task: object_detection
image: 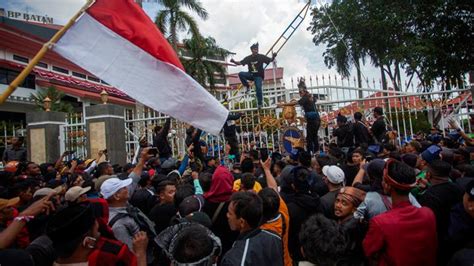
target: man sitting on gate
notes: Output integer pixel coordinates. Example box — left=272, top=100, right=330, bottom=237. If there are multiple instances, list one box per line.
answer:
left=230, top=43, right=276, bottom=109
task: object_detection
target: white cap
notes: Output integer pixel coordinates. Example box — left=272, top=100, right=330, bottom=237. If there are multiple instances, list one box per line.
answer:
left=322, top=165, right=345, bottom=185
left=100, top=178, right=132, bottom=199
left=65, top=186, right=91, bottom=202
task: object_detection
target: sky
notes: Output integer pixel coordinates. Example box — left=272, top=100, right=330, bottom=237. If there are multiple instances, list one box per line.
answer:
left=1, top=0, right=386, bottom=90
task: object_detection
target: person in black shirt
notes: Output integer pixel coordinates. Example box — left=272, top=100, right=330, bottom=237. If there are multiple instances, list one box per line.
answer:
left=278, top=79, right=321, bottom=154
left=153, top=118, right=172, bottom=163
left=223, top=112, right=241, bottom=159
left=371, top=107, right=387, bottom=144
left=230, top=43, right=276, bottom=109
left=353, top=112, right=371, bottom=150
left=333, top=114, right=354, bottom=152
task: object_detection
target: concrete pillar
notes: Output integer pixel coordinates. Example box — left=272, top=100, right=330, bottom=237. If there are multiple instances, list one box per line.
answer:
left=26, top=111, right=66, bottom=164
left=85, top=104, right=126, bottom=165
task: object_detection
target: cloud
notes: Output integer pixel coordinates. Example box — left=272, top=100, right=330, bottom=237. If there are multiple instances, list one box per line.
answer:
left=1, top=0, right=86, bottom=25
left=194, top=0, right=383, bottom=89
left=2, top=0, right=386, bottom=91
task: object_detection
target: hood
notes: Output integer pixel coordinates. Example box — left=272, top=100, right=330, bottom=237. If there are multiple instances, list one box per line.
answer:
left=204, top=165, right=233, bottom=203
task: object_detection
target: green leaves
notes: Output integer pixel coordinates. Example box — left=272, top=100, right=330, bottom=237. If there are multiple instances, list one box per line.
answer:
left=29, top=86, right=74, bottom=113
left=181, top=35, right=231, bottom=91
left=155, top=0, right=208, bottom=50
left=308, top=0, right=473, bottom=91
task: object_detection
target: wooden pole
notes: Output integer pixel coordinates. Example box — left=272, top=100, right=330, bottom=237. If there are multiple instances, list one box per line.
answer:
left=0, top=0, right=95, bottom=104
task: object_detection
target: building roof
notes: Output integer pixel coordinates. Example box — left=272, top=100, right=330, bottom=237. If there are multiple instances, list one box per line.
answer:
left=0, top=16, right=58, bottom=41
left=0, top=60, right=134, bottom=105
left=0, top=16, right=134, bottom=104
left=228, top=67, right=284, bottom=85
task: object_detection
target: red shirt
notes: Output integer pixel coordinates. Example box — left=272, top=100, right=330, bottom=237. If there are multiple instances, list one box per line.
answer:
left=363, top=201, right=437, bottom=266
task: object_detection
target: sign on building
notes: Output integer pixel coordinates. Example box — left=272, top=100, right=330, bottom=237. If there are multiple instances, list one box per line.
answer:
left=0, top=8, right=54, bottom=24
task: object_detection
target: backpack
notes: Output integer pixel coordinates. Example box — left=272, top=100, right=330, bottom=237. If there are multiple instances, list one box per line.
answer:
left=109, top=206, right=157, bottom=239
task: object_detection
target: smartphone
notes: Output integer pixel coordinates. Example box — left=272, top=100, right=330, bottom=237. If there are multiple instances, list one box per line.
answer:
left=148, top=147, right=158, bottom=155
left=260, top=148, right=269, bottom=162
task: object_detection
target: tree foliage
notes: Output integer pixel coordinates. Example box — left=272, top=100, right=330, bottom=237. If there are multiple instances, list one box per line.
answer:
left=308, top=0, right=473, bottom=92
left=181, top=35, right=231, bottom=91
left=30, top=86, right=74, bottom=113
left=155, top=0, right=208, bottom=50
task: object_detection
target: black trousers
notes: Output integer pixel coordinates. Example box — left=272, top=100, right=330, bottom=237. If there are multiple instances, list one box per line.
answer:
left=306, top=118, right=321, bottom=154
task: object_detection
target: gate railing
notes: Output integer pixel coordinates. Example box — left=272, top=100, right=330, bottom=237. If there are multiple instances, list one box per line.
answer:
left=58, top=75, right=472, bottom=162
left=60, top=113, right=87, bottom=160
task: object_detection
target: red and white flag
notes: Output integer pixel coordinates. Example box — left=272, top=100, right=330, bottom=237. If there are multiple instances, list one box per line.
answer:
left=53, top=0, right=228, bottom=135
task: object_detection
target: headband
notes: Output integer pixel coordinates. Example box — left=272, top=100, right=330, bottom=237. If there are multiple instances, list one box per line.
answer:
left=383, top=159, right=416, bottom=191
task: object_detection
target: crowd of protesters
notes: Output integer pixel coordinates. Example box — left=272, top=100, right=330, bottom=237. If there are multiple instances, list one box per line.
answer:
left=0, top=105, right=473, bottom=266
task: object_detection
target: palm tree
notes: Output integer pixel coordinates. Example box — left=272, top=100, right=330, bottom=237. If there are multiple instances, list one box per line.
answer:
left=155, top=0, right=208, bottom=51
left=181, top=35, right=231, bottom=91
left=30, top=86, right=74, bottom=113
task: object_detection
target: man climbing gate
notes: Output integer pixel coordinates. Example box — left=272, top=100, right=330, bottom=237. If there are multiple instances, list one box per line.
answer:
left=230, top=43, right=277, bottom=109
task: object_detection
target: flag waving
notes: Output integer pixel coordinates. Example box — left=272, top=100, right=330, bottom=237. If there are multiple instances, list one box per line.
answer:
left=53, top=0, right=228, bottom=135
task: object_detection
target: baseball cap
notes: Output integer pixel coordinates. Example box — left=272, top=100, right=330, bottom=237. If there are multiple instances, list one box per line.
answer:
left=65, top=186, right=91, bottom=202
left=0, top=197, right=19, bottom=211
left=33, top=188, right=56, bottom=198
left=322, top=165, right=345, bottom=185
left=100, top=178, right=132, bottom=199
left=421, top=145, right=442, bottom=164
left=178, top=195, right=204, bottom=217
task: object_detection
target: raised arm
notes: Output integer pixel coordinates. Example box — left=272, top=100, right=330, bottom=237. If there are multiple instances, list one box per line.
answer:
left=449, top=119, right=474, bottom=145
left=129, top=147, right=152, bottom=194
left=0, top=193, right=55, bottom=249
left=261, top=158, right=278, bottom=192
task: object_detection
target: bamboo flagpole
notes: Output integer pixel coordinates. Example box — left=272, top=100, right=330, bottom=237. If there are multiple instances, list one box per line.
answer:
left=0, top=0, right=95, bottom=104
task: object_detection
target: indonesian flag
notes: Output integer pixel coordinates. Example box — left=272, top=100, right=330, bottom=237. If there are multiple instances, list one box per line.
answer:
left=53, top=0, right=228, bottom=135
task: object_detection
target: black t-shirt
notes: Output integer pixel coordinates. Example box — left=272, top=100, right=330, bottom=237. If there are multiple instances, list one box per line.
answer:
left=342, top=164, right=359, bottom=186
left=298, top=95, right=316, bottom=113
left=148, top=203, right=177, bottom=235
left=320, top=189, right=339, bottom=219
left=353, top=121, right=371, bottom=146
left=333, top=123, right=354, bottom=148
left=371, top=116, right=387, bottom=143
left=418, top=182, right=463, bottom=238
left=241, top=54, right=273, bottom=78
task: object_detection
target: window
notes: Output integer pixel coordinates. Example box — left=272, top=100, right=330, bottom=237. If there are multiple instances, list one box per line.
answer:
left=37, top=62, right=48, bottom=69
left=0, top=68, right=35, bottom=89
left=52, top=66, right=69, bottom=74
left=87, top=76, right=100, bottom=82
left=13, top=55, right=29, bottom=63
left=100, top=80, right=110, bottom=85
left=72, top=72, right=86, bottom=79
